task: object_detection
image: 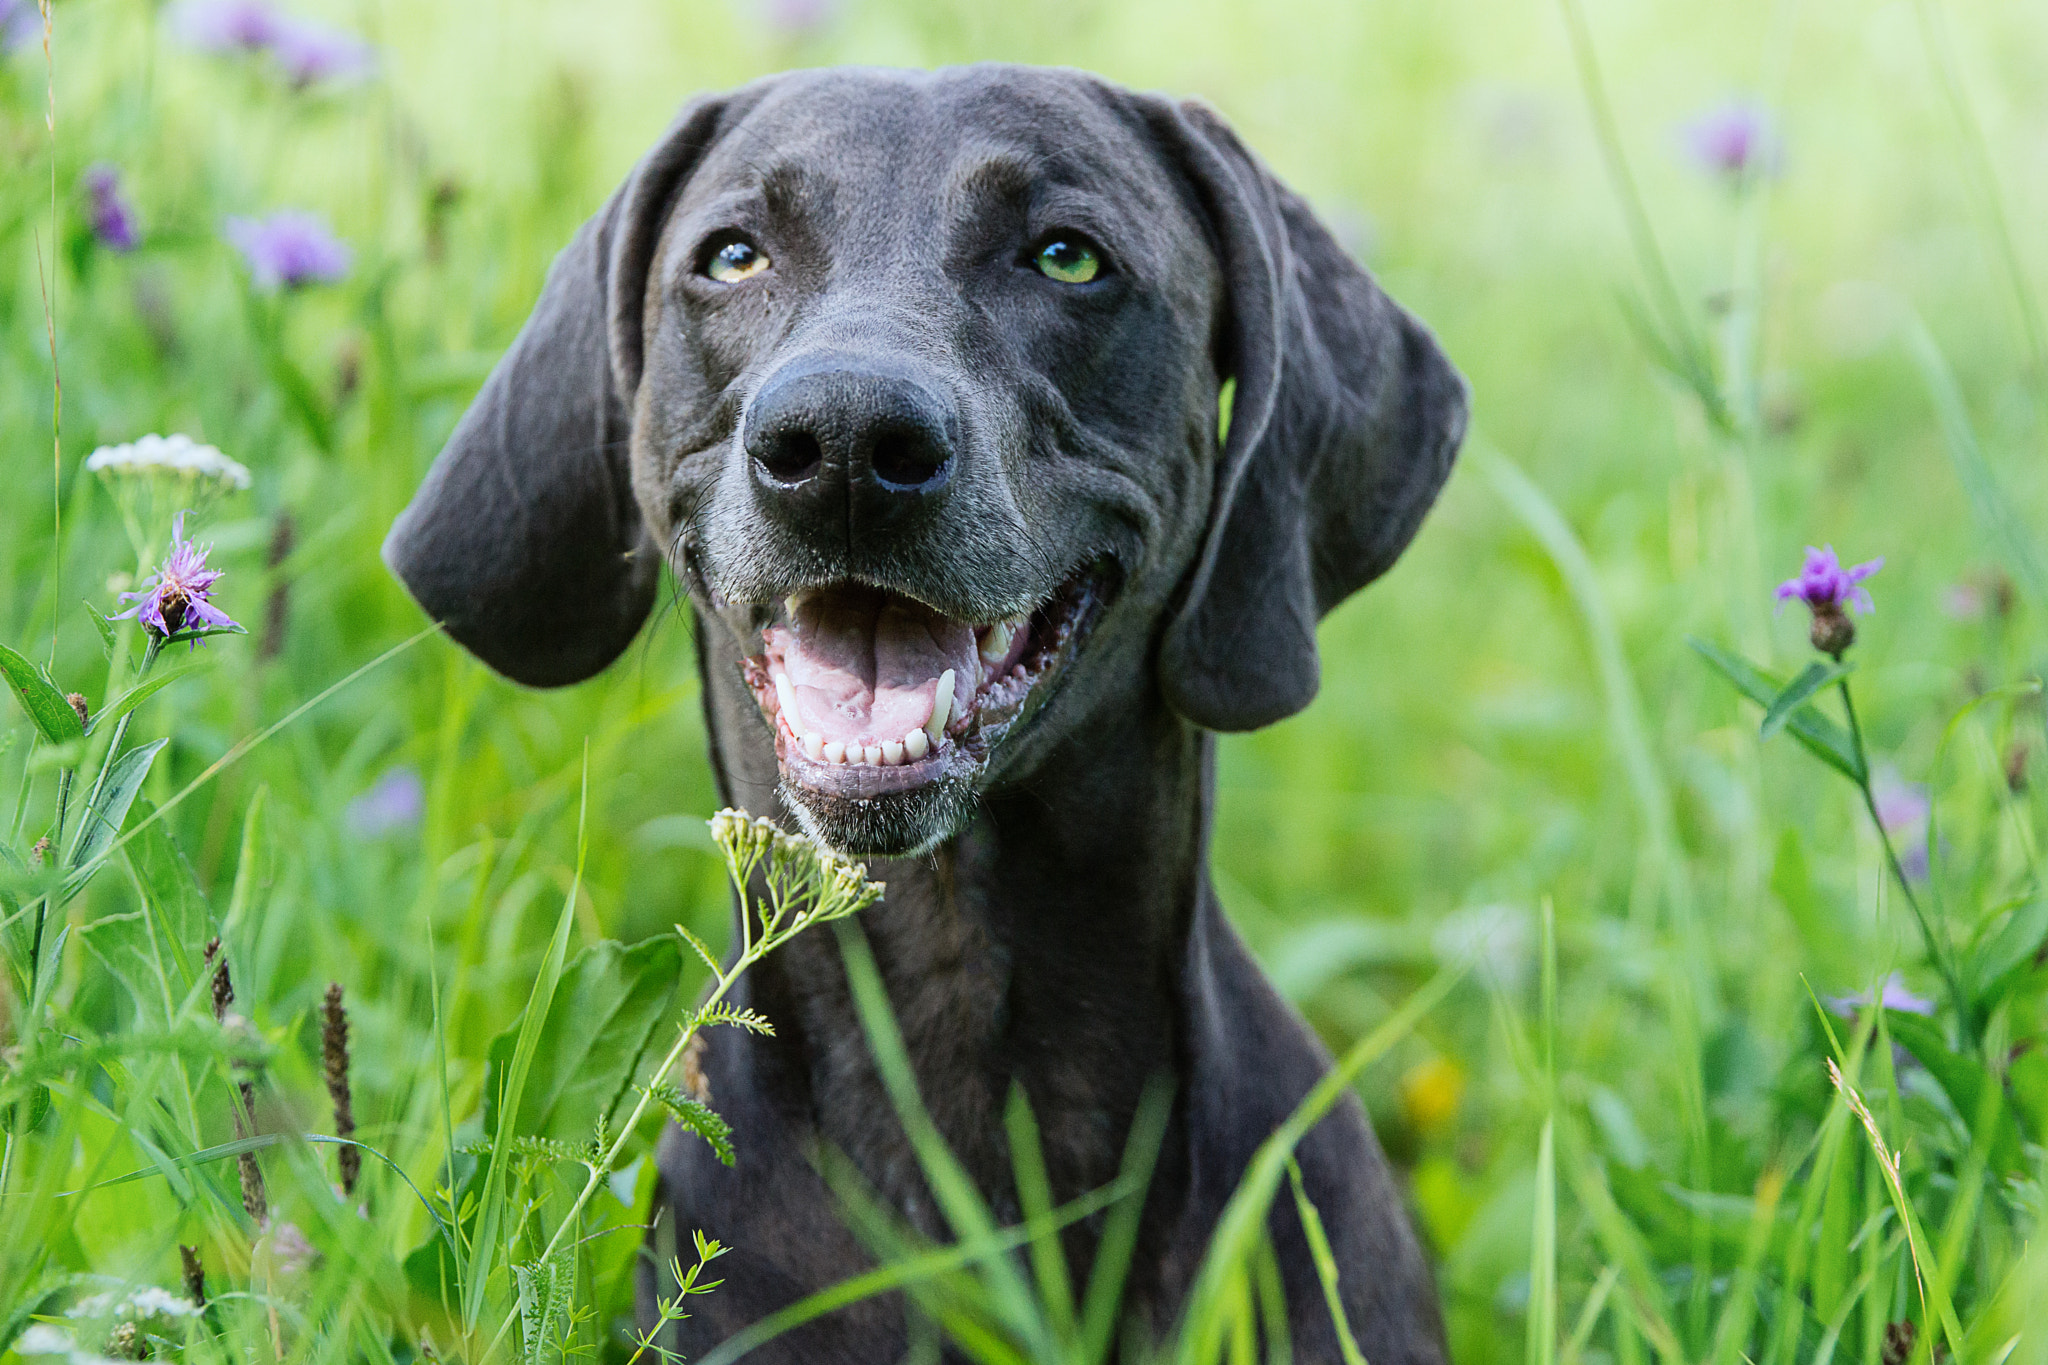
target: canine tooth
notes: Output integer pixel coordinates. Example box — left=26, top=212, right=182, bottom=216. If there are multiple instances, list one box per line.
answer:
left=926, top=669, right=954, bottom=743
left=882, top=739, right=904, bottom=765
left=978, top=620, right=1016, bottom=665
left=904, top=728, right=929, bottom=760
left=862, top=743, right=883, bottom=766
left=822, top=740, right=846, bottom=765
left=784, top=595, right=801, bottom=620
left=802, top=732, right=824, bottom=761
left=773, top=672, right=799, bottom=723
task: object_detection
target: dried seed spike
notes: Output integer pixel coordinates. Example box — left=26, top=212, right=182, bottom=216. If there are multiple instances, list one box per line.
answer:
left=321, top=982, right=359, bottom=1195
left=235, top=1077, right=267, bottom=1224
left=204, top=937, right=233, bottom=1023
left=180, top=1243, right=207, bottom=1309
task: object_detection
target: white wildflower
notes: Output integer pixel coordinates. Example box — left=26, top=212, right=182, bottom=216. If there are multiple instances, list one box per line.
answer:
left=86, top=433, right=251, bottom=491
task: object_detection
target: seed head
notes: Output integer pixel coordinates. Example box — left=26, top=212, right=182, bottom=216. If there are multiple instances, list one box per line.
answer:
left=321, top=983, right=360, bottom=1195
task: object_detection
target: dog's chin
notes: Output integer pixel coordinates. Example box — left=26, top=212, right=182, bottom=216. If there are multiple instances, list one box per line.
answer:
left=779, top=771, right=979, bottom=857
left=718, top=561, right=1115, bottom=857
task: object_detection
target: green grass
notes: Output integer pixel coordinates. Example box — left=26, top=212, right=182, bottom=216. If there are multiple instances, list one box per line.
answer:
left=4, top=0, right=2048, bottom=1360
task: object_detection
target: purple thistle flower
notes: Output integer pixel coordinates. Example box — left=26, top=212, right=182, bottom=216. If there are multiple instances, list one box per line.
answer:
left=225, top=210, right=351, bottom=289
left=1777, top=545, right=1881, bottom=615
left=270, top=17, right=374, bottom=86
left=170, top=0, right=286, bottom=51
left=113, top=511, right=238, bottom=644
left=83, top=164, right=141, bottom=253
left=1678, top=99, right=1783, bottom=182
left=1828, top=972, right=1935, bottom=1019
left=345, top=766, right=424, bottom=838
left=1776, top=544, right=1882, bottom=657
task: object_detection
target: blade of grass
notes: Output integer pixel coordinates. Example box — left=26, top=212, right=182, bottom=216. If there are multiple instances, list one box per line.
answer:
left=1003, top=1084, right=1079, bottom=1346
left=463, top=747, right=590, bottom=1332
left=836, top=921, right=1047, bottom=1351
left=1171, top=957, right=1468, bottom=1362
left=1285, top=1159, right=1366, bottom=1365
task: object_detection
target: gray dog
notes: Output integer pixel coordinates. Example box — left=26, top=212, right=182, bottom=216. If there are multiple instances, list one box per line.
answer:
left=386, top=64, right=1465, bottom=1364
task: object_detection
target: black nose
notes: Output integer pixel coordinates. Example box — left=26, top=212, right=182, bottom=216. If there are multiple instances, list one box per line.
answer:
left=743, top=357, right=956, bottom=542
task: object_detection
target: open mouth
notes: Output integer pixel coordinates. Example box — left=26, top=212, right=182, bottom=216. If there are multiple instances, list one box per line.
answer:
left=739, top=565, right=1112, bottom=799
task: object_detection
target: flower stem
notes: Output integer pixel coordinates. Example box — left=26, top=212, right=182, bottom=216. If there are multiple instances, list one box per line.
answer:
left=1838, top=678, right=1972, bottom=1037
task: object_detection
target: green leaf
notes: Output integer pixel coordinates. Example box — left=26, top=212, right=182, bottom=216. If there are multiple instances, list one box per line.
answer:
left=1967, top=895, right=2048, bottom=1009
left=1760, top=661, right=1850, bottom=741
left=1883, top=1008, right=2024, bottom=1175
left=1687, top=637, right=1864, bottom=781
left=83, top=602, right=116, bottom=660
left=515, top=1246, right=576, bottom=1365
left=88, top=664, right=205, bottom=737
left=159, top=620, right=248, bottom=649
left=0, top=641, right=84, bottom=746
left=64, top=739, right=167, bottom=876
left=644, top=1082, right=735, bottom=1167
left=482, top=934, right=685, bottom=1144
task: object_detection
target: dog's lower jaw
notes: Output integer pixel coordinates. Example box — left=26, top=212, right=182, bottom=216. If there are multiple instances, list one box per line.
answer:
left=776, top=770, right=978, bottom=857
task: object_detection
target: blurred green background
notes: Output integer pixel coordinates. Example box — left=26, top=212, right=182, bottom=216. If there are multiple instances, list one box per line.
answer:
left=4, top=0, right=2048, bottom=1359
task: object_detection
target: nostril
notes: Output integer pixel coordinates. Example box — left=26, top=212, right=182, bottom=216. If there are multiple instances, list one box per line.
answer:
left=870, top=428, right=950, bottom=491
left=756, top=431, right=824, bottom=484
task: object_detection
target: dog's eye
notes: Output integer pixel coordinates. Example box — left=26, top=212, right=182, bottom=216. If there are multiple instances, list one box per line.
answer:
left=702, top=234, right=769, bottom=283
left=1032, top=235, right=1103, bottom=285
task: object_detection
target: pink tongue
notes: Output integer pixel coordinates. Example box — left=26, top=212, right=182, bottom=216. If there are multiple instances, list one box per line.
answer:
left=772, top=588, right=978, bottom=746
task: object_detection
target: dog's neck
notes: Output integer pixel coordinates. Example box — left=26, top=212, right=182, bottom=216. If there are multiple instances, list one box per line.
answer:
left=703, top=650, right=1208, bottom=1222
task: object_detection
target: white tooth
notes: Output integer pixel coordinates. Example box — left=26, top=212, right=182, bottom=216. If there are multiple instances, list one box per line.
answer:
left=978, top=620, right=1015, bottom=665
left=803, top=732, right=824, bottom=761
left=774, top=673, right=799, bottom=725
left=822, top=740, right=846, bottom=765
left=882, top=739, right=904, bottom=765
left=926, top=669, right=954, bottom=743
left=904, top=728, right=929, bottom=760
left=784, top=595, right=801, bottom=620
left=862, top=743, right=883, bottom=766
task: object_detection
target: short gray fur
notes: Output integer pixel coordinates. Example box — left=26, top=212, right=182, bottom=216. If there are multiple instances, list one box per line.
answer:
left=386, top=63, right=1467, bottom=1364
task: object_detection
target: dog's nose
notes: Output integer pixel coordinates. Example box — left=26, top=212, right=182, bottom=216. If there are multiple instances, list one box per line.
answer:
left=743, top=358, right=956, bottom=541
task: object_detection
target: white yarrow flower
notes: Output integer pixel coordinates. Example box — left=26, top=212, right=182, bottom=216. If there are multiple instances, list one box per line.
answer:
left=86, top=433, right=251, bottom=490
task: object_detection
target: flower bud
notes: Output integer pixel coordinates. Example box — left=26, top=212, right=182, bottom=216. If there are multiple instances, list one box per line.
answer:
left=1809, top=603, right=1855, bottom=659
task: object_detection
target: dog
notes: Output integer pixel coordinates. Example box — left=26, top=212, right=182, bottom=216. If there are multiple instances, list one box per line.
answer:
left=385, top=64, right=1466, bottom=1364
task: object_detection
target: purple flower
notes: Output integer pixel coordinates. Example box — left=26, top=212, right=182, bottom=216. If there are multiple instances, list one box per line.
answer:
left=1678, top=99, right=1783, bottom=182
left=1872, top=770, right=1930, bottom=835
left=113, top=511, right=237, bottom=643
left=225, top=211, right=351, bottom=289
left=1828, top=972, right=1935, bottom=1019
left=346, top=766, right=424, bottom=838
left=170, top=0, right=286, bottom=51
left=271, top=17, right=374, bottom=86
left=83, top=164, right=140, bottom=253
left=755, top=0, right=840, bottom=34
left=1776, top=545, right=1882, bottom=616
left=1, top=0, right=41, bottom=53
left=1776, top=544, right=1882, bottom=657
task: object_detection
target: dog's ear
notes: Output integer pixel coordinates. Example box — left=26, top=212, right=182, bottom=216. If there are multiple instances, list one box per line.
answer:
left=1148, top=99, right=1468, bottom=731
left=383, top=95, right=740, bottom=687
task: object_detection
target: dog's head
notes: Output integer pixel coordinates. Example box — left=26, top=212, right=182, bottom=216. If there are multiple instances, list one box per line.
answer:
left=386, top=65, right=1466, bottom=855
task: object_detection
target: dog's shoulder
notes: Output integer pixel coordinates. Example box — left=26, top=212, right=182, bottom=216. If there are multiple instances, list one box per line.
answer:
left=1172, top=891, right=1449, bottom=1365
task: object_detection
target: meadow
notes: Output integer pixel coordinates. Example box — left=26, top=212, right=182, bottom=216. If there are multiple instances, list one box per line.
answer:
left=3, top=0, right=2047, bottom=1361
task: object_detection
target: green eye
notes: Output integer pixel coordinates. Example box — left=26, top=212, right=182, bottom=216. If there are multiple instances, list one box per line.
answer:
left=705, top=236, right=769, bottom=283
left=1033, top=237, right=1101, bottom=284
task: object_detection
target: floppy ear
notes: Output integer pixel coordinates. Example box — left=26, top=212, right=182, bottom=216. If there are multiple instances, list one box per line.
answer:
left=383, top=96, right=740, bottom=687
left=1149, top=99, right=1468, bottom=731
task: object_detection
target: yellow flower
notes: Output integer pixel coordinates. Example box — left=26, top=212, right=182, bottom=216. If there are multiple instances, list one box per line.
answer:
left=1400, top=1056, right=1466, bottom=1137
